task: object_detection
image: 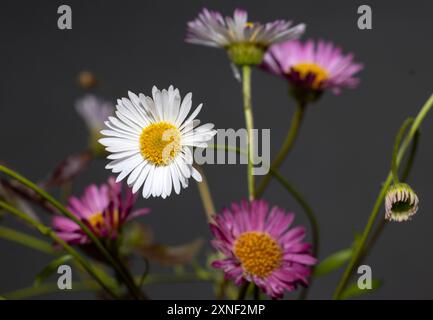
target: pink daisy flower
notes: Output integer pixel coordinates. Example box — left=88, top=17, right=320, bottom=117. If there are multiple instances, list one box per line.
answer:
left=262, top=40, right=363, bottom=95
left=52, top=177, right=150, bottom=245
left=210, top=200, right=316, bottom=299
left=186, top=8, right=305, bottom=49
left=186, top=8, right=305, bottom=65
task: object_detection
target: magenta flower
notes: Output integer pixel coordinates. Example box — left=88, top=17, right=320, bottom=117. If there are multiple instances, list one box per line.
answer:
left=210, top=200, right=316, bottom=299
left=262, top=40, right=363, bottom=96
left=52, top=177, right=150, bottom=245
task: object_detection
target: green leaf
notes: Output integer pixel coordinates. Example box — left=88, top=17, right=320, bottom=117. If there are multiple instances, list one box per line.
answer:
left=34, top=254, right=73, bottom=287
left=340, top=279, right=382, bottom=300
left=314, top=248, right=352, bottom=277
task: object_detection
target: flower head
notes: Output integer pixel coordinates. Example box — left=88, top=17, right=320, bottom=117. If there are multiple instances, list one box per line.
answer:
left=76, top=95, right=114, bottom=155
left=186, top=8, right=305, bottom=65
left=53, top=177, right=149, bottom=245
left=99, top=86, right=216, bottom=199
left=262, top=40, right=363, bottom=102
left=385, top=183, right=419, bottom=222
left=210, top=200, right=316, bottom=299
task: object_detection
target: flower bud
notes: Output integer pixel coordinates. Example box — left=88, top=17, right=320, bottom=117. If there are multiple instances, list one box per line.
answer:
left=385, top=183, right=419, bottom=222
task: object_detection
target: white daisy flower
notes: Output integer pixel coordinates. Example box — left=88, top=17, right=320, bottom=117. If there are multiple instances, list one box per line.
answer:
left=99, top=86, right=216, bottom=199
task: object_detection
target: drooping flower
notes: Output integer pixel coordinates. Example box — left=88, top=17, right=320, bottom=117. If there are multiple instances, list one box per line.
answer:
left=186, top=8, right=305, bottom=65
left=262, top=40, right=363, bottom=102
left=385, top=183, right=419, bottom=222
left=52, top=177, right=149, bottom=245
left=99, top=86, right=216, bottom=199
left=210, top=199, right=316, bottom=299
left=76, top=94, right=114, bottom=154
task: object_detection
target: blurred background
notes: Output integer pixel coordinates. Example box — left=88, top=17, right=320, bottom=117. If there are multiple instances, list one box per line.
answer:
left=0, top=0, right=432, bottom=299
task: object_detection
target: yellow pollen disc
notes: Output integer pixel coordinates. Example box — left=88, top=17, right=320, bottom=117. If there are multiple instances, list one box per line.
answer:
left=139, top=122, right=181, bottom=166
left=245, top=22, right=254, bottom=28
left=88, top=212, right=105, bottom=231
left=291, top=63, right=329, bottom=89
left=233, top=231, right=283, bottom=278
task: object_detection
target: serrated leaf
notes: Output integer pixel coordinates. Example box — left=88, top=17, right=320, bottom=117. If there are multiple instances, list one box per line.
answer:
left=34, top=255, right=73, bottom=287
left=314, top=248, right=352, bottom=277
left=340, top=279, right=382, bottom=300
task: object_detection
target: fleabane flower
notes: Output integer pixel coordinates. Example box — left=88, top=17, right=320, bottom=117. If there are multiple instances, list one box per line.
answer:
left=52, top=177, right=149, bottom=245
left=99, top=86, right=216, bottom=199
left=210, top=200, right=316, bottom=299
left=76, top=95, right=114, bottom=155
left=186, top=8, right=305, bottom=65
left=385, top=183, right=419, bottom=222
left=262, top=40, right=363, bottom=102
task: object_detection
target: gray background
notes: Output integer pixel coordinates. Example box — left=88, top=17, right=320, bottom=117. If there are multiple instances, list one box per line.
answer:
left=0, top=0, right=432, bottom=299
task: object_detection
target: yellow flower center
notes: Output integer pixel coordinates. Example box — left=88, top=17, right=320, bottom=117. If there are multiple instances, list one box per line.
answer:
left=233, top=231, right=283, bottom=278
left=88, top=212, right=105, bottom=231
left=245, top=22, right=254, bottom=28
left=291, top=63, right=329, bottom=89
left=139, top=122, right=181, bottom=166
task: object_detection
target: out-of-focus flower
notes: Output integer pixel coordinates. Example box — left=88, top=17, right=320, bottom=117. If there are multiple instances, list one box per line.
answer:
left=262, top=40, right=363, bottom=103
left=0, top=178, right=40, bottom=221
left=385, top=183, right=419, bottom=222
left=77, top=71, right=99, bottom=90
left=43, top=150, right=93, bottom=188
left=76, top=94, right=114, bottom=155
left=99, top=86, right=216, bottom=199
left=186, top=8, right=305, bottom=65
left=52, top=177, right=150, bottom=245
left=210, top=199, right=316, bottom=299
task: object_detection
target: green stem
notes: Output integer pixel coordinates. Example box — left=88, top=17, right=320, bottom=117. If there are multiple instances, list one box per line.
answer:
left=0, top=200, right=119, bottom=299
left=333, top=93, right=433, bottom=300
left=0, top=165, right=141, bottom=299
left=195, top=166, right=216, bottom=221
left=237, top=282, right=250, bottom=300
left=242, top=65, right=255, bottom=200
left=361, top=129, right=419, bottom=268
left=256, top=102, right=305, bottom=197
left=391, top=118, right=414, bottom=184
left=0, top=225, right=56, bottom=255
left=270, top=169, right=319, bottom=257
left=253, top=284, right=261, bottom=300
left=270, top=169, right=319, bottom=300
left=210, top=143, right=319, bottom=255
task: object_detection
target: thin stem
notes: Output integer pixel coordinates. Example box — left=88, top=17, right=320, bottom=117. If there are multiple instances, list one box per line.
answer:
left=210, top=143, right=319, bottom=255
left=361, top=129, right=419, bottom=267
left=138, top=259, right=150, bottom=288
left=0, top=165, right=141, bottom=299
left=237, top=282, right=250, bottom=300
left=0, top=225, right=56, bottom=255
left=242, top=65, right=255, bottom=200
left=391, top=118, right=414, bottom=184
left=253, top=284, right=261, bottom=300
left=270, top=169, right=319, bottom=257
left=256, top=102, right=305, bottom=198
left=270, top=169, right=319, bottom=300
left=0, top=200, right=119, bottom=299
left=195, top=166, right=216, bottom=221
left=401, top=130, right=419, bottom=182
left=333, top=93, right=433, bottom=300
